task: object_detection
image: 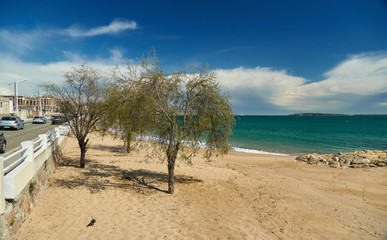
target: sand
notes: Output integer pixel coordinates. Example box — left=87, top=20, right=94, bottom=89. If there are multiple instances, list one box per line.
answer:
left=19, top=133, right=387, bottom=240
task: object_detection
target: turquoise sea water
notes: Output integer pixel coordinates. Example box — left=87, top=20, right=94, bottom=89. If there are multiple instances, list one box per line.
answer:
left=229, top=115, right=387, bottom=156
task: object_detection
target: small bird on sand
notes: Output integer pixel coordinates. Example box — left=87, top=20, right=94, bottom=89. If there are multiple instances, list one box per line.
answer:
left=87, top=218, right=96, bottom=227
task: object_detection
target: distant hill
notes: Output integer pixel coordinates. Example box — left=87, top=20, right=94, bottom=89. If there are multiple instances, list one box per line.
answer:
left=290, top=113, right=349, bottom=116
left=353, top=114, right=387, bottom=116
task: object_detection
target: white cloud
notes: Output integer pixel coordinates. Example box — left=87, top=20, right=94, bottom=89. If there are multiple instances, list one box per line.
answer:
left=321, top=53, right=387, bottom=95
left=63, top=19, right=137, bottom=37
left=62, top=51, right=86, bottom=62
left=216, top=52, right=387, bottom=113
left=0, top=50, right=130, bottom=97
left=0, top=29, right=48, bottom=54
left=216, top=67, right=305, bottom=108
left=0, top=19, right=137, bottom=55
left=1, top=51, right=386, bottom=114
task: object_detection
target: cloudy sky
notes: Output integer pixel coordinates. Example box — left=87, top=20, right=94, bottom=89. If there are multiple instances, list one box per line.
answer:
left=1, top=0, right=386, bottom=114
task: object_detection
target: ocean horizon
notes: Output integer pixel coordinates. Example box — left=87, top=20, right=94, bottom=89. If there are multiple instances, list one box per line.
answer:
left=230, top=115, right=387, bottom=156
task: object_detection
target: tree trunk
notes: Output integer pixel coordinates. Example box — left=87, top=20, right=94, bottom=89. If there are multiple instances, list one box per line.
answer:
left=168, top=161, right=175, bottom=194
left=125, top=133, right=131, bottom=153
left=79, top=138, right=89, bottom=168
left=80, top=146, right=86, bottom=168
left=167, top=142, right=180, bottom=194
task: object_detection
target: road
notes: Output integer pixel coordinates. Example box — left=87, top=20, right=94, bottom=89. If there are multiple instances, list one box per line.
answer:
left=0, top=122, right=60, bottom=157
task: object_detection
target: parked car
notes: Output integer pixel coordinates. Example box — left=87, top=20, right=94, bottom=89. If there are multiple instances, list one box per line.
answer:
left=0, top=116, right=24, bottom=130
left=32, top=116, right=47, bottom=124
left=51, top=115, right=63, bottom=125
left=0, top=133, right=6, bottom=153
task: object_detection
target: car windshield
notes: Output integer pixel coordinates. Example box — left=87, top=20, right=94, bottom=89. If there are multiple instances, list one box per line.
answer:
left=1, top=117, right=15, bottom=121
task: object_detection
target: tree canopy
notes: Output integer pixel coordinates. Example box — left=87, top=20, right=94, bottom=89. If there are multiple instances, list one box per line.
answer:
left=45, top=63, right=105, bottom=168
left=105, top=55, right=235, bottom=193
left=99, top=64, right=156, bottom=153
left=49, top=56, right=234, bottom=192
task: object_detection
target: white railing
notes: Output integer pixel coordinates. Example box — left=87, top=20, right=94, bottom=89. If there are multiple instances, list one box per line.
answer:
left=3, top=150, right=28, bottom=176
left=0, top=125, right=70, bottom=214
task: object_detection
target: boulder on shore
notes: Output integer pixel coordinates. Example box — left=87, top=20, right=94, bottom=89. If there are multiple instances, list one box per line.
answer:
left=295, top=150, right=387, bottom=168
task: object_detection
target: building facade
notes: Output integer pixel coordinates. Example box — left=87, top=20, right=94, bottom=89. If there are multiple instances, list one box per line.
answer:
left=0, top=95, right=60, bottom=116
left=0, top=96, right=11, bottom=115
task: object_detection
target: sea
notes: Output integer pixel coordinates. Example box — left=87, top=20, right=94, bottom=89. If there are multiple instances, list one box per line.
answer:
left=230, top=115, right=387, bottom=156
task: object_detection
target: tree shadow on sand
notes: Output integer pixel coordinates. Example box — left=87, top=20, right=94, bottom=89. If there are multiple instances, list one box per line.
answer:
left=54, top=158, right=202, bottom=194
left=88, top=144, right=127, bottom=153
left=59, top=156, right=83, bottom=168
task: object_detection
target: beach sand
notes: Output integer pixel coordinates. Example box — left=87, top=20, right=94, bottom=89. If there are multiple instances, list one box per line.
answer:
left=19, top=133, right=387, bottom=240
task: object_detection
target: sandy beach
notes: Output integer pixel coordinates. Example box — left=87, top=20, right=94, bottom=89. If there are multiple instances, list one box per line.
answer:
left=18, top=133, right=387, bottom=240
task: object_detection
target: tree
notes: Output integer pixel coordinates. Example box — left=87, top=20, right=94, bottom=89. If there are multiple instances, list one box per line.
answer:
left=99, top=65, right=155, bottom=153
left=45, top=63, right=104, bottom=168
left=118, top=55, right=235, bottom=194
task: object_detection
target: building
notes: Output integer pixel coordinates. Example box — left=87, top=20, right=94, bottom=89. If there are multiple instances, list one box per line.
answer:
left=0, top=95, right=61, bottom=116
left=0, top=96, right=11, bottom=115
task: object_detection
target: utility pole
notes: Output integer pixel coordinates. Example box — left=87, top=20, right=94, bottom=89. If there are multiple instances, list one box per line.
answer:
left=9, top=79, right=27, bottom=116
left=38, top=92, right=42, bottom=116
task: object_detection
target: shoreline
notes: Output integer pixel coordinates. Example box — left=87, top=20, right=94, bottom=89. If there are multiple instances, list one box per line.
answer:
left=19, top=133, right=387, bottom=239
left=231, top=144, right=387, bottom=158
left=231, top=146, right=291, bottom=156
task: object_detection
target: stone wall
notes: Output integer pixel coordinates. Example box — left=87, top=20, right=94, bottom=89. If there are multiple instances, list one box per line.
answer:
left=296, top=150, right=387, bottom=168
left=0, top=139, right=67, bottom=240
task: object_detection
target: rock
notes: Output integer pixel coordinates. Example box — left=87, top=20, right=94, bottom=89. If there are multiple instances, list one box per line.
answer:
left=317, top=161, right=326, bottom=167
left=327, top=159, right=336, bottom=165
left=331, top=162, right=340, bottom=168
left=345, top=158, right=352, bottom=165
left=352, top=158, right=370, bottom=165
left=295, top=150, right=386, bottom=169
left=295, top=155, right=308, bottom=162
left=362, top=158, right=371, bottom=164
left=308, top=156, right=318, bottom=164
left=350, top=164, right=368, bottom=168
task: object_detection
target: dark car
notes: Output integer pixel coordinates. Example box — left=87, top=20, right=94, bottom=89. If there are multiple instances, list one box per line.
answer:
left=0, top=133, right=6, bottom=153
left=51, top=116, right=63, bottom=125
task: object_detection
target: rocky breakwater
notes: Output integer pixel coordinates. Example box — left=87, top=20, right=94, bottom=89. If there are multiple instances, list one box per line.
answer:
left=295, top=150, right=387, bottom=168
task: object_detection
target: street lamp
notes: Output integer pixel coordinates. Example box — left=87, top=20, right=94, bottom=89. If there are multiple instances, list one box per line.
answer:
left=9, top=78, right=27, bottom=116
left=34, top=91, right=42, bottom=116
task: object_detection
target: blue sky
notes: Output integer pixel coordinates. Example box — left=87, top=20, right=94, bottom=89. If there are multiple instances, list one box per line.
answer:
left=1, top=0, right=386, bottom=114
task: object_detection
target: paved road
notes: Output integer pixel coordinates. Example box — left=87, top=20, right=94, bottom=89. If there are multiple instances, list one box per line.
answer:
left=0, top=122, right=60, bottom=157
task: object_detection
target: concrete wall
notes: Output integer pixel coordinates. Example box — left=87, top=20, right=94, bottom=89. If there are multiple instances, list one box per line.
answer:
left=0, top=97, right=10, bottom=115
left=0, top=128, right=68, bottom=240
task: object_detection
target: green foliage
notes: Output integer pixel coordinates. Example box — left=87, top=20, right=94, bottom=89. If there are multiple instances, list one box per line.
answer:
left=139, top=54, right=234, bottom=159
left=99, top=64, right=156, bottom=153
left=44, top=63, right=105, bottom=168
left=107, top=52, right=235, bottom=193
left=29, top=181, right=36, bottom=194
